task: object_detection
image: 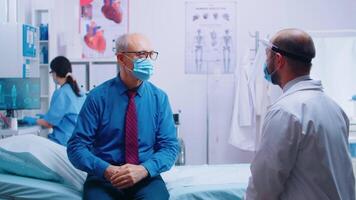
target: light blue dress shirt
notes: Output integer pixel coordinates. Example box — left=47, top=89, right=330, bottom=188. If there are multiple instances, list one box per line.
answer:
left=67, top=76, right=179, bottom=178
left=44, top=83, right=86, bottom=146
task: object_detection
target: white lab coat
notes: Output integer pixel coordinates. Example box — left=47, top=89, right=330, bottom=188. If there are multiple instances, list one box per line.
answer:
left=229, top=48, right=282, bottom=151
left=229, top=58, right=256, bottom=151
left=246, top=76, right=355, bottom=200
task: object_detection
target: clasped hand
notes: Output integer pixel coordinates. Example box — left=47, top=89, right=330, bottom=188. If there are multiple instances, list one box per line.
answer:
left=104, top=164, right=148, bottom=189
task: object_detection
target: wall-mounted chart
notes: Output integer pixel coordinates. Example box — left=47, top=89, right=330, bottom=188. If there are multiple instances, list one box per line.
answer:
left=185, top=1, right=237, bottom=74
left=79, top=0, right=128, bottom=58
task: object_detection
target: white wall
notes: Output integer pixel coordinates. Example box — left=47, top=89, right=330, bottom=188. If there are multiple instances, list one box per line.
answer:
left=0, top=0, right=34, bottom=78
left=37, top=0, right=356, bottom=164
left=17, top=0, right=32, bottom=24
left=0, top=0, right=32, bottom=24
left=0, top=0, right=7, bottom=23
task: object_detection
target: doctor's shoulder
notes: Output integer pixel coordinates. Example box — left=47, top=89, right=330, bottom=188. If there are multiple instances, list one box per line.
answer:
left=265, top=103, right=297, bottom=120
left=60, top=83, right=84, bottom=99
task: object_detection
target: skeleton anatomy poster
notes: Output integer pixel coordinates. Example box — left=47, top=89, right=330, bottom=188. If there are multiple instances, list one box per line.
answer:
left=80, top=0, right=129, bottom=58
left=185, top=1, right=236, bottom=74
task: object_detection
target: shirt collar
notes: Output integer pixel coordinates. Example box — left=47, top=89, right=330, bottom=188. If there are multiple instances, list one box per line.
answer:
left=283, top=75, right=311, bottom=93
left=114, top=74, right=145, bottom=97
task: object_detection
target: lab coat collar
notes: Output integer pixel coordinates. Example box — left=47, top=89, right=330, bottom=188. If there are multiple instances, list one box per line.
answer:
left=276, top=75, right=323, bottom=102
left=283, top=75, right=312, bottom=93
left=114, top=74, right=145, bottom=97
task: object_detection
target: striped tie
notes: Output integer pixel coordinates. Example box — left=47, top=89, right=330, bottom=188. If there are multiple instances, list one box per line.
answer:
left=125, top=91, right=139, bottom=164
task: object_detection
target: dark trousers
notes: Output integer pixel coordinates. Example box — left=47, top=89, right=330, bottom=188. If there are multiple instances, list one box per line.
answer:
left=83, top=175, right=169, bottom=200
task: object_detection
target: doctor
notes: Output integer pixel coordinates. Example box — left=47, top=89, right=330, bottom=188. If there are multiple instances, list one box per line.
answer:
left=23, top=56, right=86, bottom=146
left=246, top=29, right=355, bottom=199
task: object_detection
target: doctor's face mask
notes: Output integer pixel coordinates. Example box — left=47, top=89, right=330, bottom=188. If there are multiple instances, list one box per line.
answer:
left=263, top=58, right=280, bottom=85
left=261, top=39, right=281, bottom=85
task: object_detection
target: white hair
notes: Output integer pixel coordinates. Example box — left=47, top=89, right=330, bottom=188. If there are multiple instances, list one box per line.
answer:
left=115, top=34, right=130, bottom=54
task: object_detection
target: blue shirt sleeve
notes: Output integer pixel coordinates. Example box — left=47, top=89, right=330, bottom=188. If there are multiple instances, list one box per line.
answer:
left=43, top=90, right=67, bottom=126
left=67, top=93, right=109, bottom=178
left=141, top=93, right=179, bottom=177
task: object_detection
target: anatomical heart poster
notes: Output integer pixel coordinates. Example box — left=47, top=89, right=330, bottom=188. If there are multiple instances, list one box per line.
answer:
left=80, top=0, right=129, bottom=58
left=185, top=1, right=237, bottom=74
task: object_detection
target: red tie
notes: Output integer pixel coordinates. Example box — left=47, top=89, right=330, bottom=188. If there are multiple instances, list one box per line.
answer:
left=125, top=91, right=139, bottom=164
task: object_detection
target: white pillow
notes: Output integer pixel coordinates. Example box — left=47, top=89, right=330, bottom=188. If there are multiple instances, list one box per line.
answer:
left=0, top=134, right=86, bottom=191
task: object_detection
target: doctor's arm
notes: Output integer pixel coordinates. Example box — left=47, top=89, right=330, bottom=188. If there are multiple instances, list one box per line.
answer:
left=67, top=94, right=110, bottom=178
left=42, top=92, right=68, bottom=128
left=141, top=94, right=179, bottom=177
left=246, top=108, right=302, bottom=200
left=22, top=115, right=52, bottom=128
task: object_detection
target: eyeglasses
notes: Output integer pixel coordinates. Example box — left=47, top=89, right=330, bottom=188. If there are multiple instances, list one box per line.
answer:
left=259, top=39, right=311, bottom=63
left=119, top=51, right=159, bottom=62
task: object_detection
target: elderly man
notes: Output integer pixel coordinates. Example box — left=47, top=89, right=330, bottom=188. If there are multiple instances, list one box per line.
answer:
left=67, top=33, right=179, bottom=200
left=246, top=29, right=355, bottom=200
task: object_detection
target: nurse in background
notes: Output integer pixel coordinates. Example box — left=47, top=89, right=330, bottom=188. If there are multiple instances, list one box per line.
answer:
left=23, top=56, right=86, bottom=146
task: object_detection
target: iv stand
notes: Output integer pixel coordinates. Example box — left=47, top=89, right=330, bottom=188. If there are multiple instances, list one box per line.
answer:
left=205, top=60, right=221, bottom=164
left=206, top=61, right=210, bottom=165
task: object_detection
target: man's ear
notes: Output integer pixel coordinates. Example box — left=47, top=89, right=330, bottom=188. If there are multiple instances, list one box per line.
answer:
left=116, top=54, right=123, bottom=62
left=275, top=53, right=285, bottom=69
left=117, top=54, right=128, bottom=67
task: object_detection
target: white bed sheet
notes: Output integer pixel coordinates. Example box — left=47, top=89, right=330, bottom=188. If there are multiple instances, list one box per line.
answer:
left=162, top=164, right=251, bottom=200
left=0, top=164, right=251, bottom=200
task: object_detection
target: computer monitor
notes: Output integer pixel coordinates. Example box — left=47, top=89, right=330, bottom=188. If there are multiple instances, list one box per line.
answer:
left=0, top=78, right=41, bottom=114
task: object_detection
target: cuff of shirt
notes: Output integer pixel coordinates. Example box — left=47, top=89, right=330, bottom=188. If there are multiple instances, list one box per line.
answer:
left=141, top=160, right=157, bottom=177
left=95, top=159, right=110, bottom=178
left=42, top=115, right=57, bottom=126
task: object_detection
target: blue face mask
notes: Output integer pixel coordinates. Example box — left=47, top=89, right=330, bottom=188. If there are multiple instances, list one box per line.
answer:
left=263, top=63, right=272, bottom=83
left=126, top=58, right=154, bottom=81
left=263, top=62, right=279, bottom=85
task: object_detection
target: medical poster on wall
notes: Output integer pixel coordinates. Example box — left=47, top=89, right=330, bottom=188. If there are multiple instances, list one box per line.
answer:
left=185, top=1, right=237, bottom=74
left=79, top=0, right=129, bottom=58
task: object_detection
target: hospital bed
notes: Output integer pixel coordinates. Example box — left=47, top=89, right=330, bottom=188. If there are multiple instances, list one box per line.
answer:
left=0, top=164, right=250, bottom=200
left=2, top=134, right=356, bottom=199
left=0, top=174, right=82, bottom=200
left=0, top=135, right=250, bottom=200
left=163, top=164, right=250, bottom=200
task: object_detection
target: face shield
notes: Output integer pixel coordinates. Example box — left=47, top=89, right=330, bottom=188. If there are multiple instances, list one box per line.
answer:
left=259, top=39, right=280, bottom=85
left=259, top=39, right=276, bottom=54
left=259, top=39, right=312, bottom=63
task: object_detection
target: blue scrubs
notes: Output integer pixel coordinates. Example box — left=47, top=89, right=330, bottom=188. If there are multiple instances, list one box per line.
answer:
left=43, top=83, right=86, bottom=146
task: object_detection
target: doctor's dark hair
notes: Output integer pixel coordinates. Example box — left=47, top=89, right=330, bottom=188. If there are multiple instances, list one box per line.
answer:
left=50, top=56, right=82, bottom=97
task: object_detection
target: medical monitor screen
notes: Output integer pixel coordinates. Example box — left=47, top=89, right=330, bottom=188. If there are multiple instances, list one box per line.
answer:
left=0, top=78, right=41, bottom=110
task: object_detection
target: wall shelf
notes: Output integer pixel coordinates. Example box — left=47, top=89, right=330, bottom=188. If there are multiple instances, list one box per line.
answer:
left=70, top=60, right=118, bottom=92
left=33, top=8, right=53, bottom=120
